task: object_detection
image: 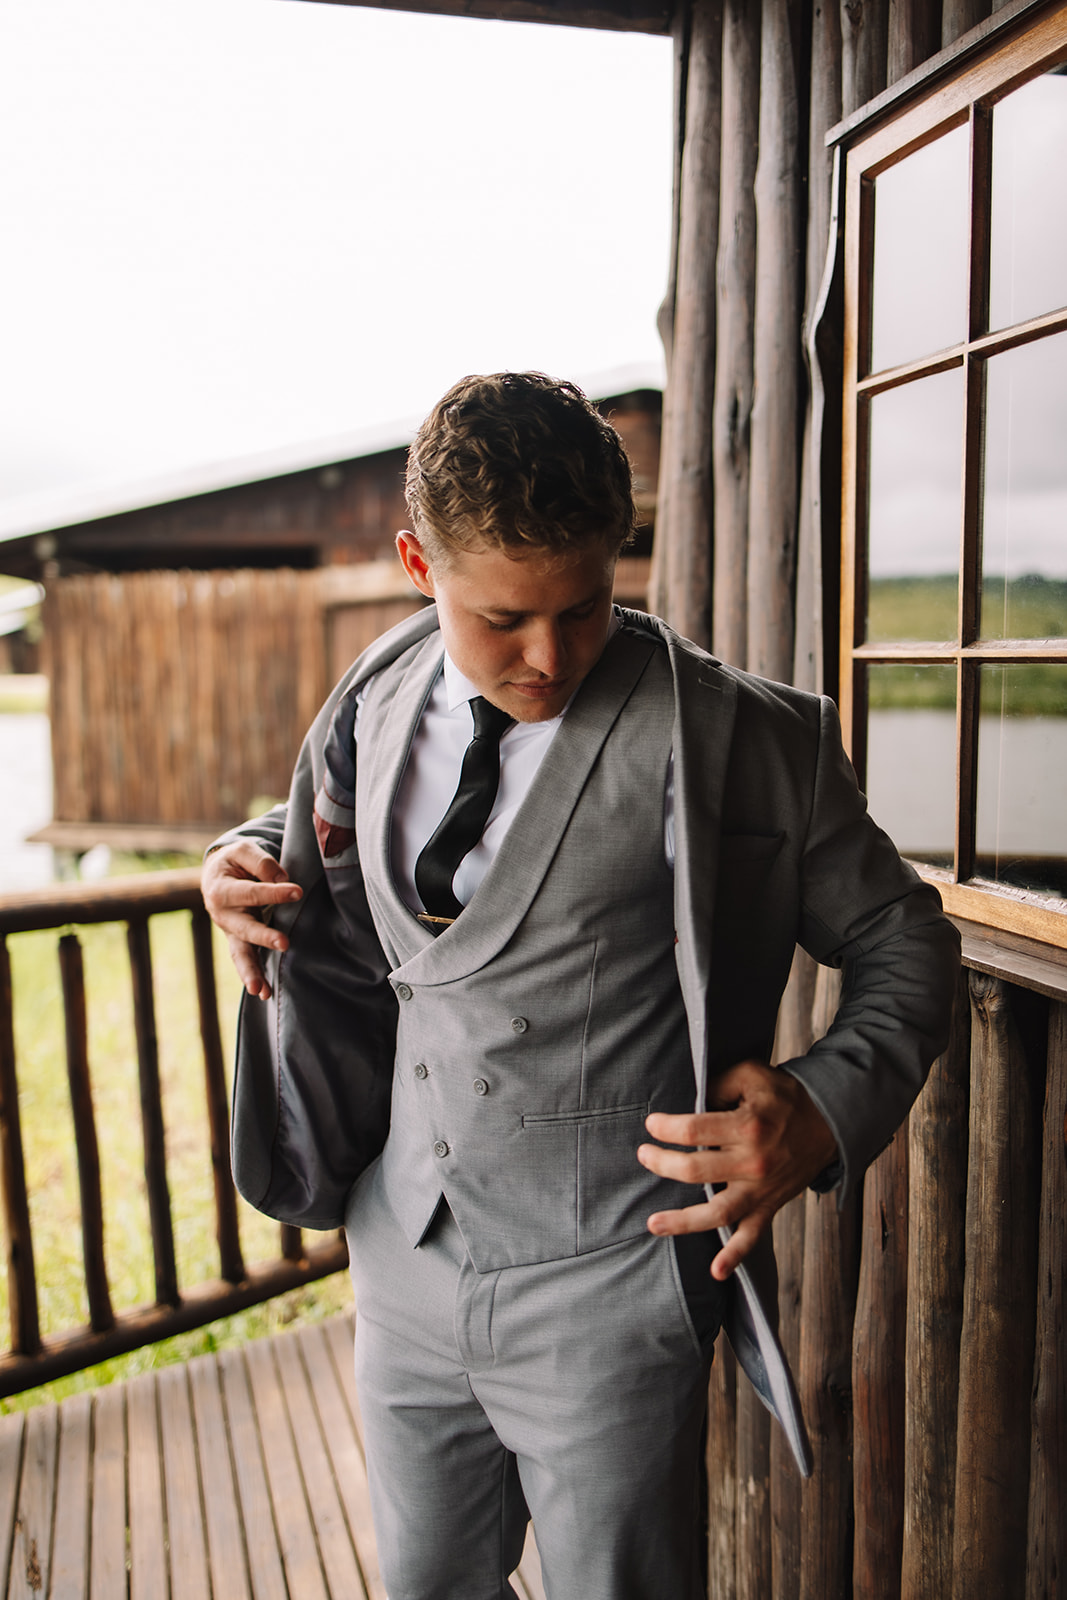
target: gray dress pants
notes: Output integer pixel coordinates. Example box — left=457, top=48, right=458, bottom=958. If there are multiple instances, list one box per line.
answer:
left=345, top=1157, right=722, bottom=1600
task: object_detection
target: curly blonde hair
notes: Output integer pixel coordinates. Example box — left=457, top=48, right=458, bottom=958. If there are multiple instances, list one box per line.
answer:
left=405, top=372, right=638, bottom=565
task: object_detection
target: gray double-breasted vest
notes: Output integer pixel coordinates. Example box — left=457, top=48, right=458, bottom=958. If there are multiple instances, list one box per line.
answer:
left=356, top=620, right=701, bottom=1271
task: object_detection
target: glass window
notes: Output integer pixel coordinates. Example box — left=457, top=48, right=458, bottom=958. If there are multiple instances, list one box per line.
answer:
left=842, top=24, right=1067, bottom=944
left=981, top=330, right=1067, bottom=639
left=976, top=664, right=1067, bottom=896
left=867, top=369, right=963, bottom=642
left=866, top=664, right=957, bottom=868
left=989, top=69, right=1067, bottom=331
left=870, top=125, right=969, bottom=373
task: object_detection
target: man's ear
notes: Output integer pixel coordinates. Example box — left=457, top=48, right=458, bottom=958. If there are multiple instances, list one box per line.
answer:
left=396, top=530, right=435, bottom=598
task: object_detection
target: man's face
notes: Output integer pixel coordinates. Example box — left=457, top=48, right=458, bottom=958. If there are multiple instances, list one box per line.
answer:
left=396, top=532, right=617, bottom=723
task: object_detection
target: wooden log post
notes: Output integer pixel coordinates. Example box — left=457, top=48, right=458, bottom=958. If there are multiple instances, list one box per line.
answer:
left=901, top=970, right=969, bottom=1600
left=656, top=3, right=692, bottom=374
left=127, top=918, right=179, bottom=1309
left=190, top=908, right=245, bottom=1286
left=942, top=0, right=992, bottom=50
left=736, top=1387, right=771, bottom=1600
left=794, top=0, right=841, bottom=695
left=711, top=0, right=759, bottom=668
left=747, top=0, right=803, bottom=684
left=840, top=0, right=888, bottom=117
left=887, top=0, right=941, bottom=82
left=649, top=0, right=722, bottom=649
left=952, top=973, right=1039, bottom=1600
left=852, top=1128, right=908, bottom=1600
left=799, top=965, right=858, bottom=1600
left=57, top=934, right=114, bottom=1334
left=770, top=949, right=817, bottom=1600
left=0, top=937, right=39, bottom=1357
left=1026, top=999, right=1066, bottom=1598
left=707, top=1338, right=738, bottom=1600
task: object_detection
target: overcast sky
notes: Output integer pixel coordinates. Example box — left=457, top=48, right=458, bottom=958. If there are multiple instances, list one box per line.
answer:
left=0, top=0, right=673, bottom=532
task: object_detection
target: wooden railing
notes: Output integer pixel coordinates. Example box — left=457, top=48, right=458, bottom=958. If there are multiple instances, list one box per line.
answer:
left=0, top=870, right=347, bottom=1397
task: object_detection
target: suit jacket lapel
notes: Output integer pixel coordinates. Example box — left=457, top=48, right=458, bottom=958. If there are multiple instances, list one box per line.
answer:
left=396, top=625, right=659, bottom=986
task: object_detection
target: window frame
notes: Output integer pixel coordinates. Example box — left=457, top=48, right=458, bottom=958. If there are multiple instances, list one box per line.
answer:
left=840, top=1, right=1067, bottom=949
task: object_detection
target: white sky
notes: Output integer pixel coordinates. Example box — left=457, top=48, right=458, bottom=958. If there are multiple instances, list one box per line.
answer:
left=0, top=0, right=673, bottom=528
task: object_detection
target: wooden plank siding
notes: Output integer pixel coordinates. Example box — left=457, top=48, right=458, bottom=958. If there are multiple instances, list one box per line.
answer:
left=37, top=556, right=652, bottom=838
left=0, top=1314, right=549, bottom=1600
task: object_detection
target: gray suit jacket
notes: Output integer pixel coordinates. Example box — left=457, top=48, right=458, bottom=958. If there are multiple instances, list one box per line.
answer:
left=222, top=605, right=960, bottom=1476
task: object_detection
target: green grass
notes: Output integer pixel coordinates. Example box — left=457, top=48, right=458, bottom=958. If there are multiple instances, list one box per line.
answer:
left=0, top=873, right=353, bottom=1413
left=868, top=574, right=1067, bottom=648
left=867, top=577, right=1067, bottom=716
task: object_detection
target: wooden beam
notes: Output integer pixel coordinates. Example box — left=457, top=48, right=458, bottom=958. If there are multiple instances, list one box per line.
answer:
left=852, top=1130, right=908, bottom=1600
left=747, top=0, right=803, bottom=683
left=711, top=0, right=760, bottom=668
left=901, top=973, right=969, bottom=1600
left=794, top=0, right=842, bottom=694
left=190, top=909, right=245, bottom=1287
left=0, top=939, right=39, bottom=1359
left=649, top=0, right=722, bottom=648
left=128, top=918, right=179, bottom=1310
left=0, top=869, right=203, bottom=938
left=296, top=0, right=673, bottom=34
left=952, top=973, right=1039, bottom=1600
left=0, top=1240, right=349, bottom=1397
left=1027, top=1001, right=1067, bottom=1593
left=841, top=0, right=888, bottom=117
left=58, top=934, right=114, bottom=1335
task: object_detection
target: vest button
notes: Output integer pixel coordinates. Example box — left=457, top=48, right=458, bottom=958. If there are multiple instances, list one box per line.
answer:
left=396, top=983, right=413, bottom=1001
left=510, top=1017, right=528, bottom=1034
left=433, top=1140, right=449, bottom=1158
left=414, top=1063, right=428, bottom=1080
left=472, top=1078, right=489, bottom=1096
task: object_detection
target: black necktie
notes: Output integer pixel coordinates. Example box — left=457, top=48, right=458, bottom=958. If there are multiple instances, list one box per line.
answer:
left=415, top=696, right=515, bottom=929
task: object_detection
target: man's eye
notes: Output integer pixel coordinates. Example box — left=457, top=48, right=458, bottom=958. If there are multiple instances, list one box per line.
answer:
left=485, top=617, right=522, bottom=633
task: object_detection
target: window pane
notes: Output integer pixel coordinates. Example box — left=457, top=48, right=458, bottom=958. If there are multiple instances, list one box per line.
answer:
left=981, top=331, right=1067, bottom=639
left=870, top=124, right=969, bottom=372
left=867, top=369, right=963, bottom=642
left=990, top=67, right=1067, bottom=331
left=976, top=664, right=1067, bottom=897
left=866, top=664, right=956, bottom=868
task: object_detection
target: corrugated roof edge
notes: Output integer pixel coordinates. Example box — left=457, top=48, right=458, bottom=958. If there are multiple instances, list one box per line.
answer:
left=0, top=360, right=664, bottom=545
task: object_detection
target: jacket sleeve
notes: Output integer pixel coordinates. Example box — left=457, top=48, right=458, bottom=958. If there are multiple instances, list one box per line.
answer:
left=776, top=696, right=961, bottom=1207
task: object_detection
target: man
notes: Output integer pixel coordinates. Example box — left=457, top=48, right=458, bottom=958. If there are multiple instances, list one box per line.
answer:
left=203, top=372, right=959, bottom=1599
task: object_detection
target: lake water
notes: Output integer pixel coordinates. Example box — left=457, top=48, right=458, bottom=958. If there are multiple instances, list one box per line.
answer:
left=0, top=713, right=54, bottom=890
left=867, top=708, right=1066, bottom=882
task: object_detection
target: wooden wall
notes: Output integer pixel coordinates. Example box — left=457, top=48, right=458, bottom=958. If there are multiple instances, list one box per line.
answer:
left=650, top=0, right=1043, bottom=699
left=647, top=3, right=1065, bottom=1595
left=718, top=948, right=1066, bottom=1600
left=39, top=557, right=652, bottom=833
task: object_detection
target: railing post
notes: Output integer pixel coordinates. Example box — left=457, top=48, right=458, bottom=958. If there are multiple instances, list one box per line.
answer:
left=190, top=908, right=244, bottom=1285
left=58, top=933, right=114, bottom=1333
left=0, top=936, right=40, bottom=1356
left=127, top=917, right=179, bottom=1308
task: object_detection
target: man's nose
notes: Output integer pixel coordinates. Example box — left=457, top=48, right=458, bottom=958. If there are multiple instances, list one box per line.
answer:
left=523, top=622, right=566, bottom=678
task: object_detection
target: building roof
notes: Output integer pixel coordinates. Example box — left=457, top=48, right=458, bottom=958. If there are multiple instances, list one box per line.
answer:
left=0, top=362, right=663, bottom=548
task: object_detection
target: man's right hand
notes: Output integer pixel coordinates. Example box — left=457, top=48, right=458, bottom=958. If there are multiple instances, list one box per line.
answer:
left=201, top=840, right=303, bottom=1001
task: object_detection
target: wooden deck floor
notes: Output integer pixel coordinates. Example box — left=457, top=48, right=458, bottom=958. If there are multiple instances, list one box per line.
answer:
left=0, top=1313, right=547, bottom=1599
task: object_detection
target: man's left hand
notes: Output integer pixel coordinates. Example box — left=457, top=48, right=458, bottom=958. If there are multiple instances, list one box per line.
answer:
left=637, top=1061, right=838, bottom=1281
